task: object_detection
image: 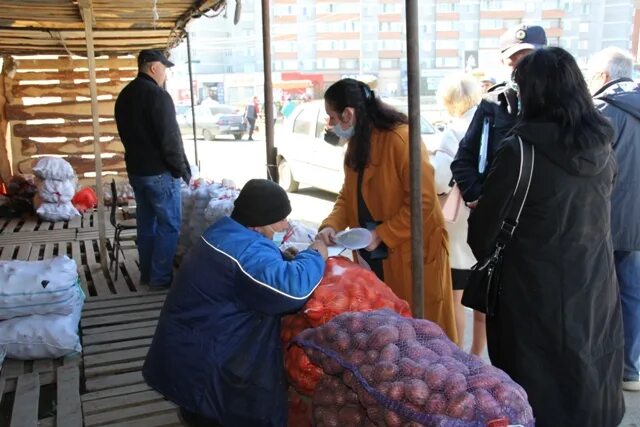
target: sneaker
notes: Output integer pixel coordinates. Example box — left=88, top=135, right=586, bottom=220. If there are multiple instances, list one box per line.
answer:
left=623, top=379, right=640, bottom=391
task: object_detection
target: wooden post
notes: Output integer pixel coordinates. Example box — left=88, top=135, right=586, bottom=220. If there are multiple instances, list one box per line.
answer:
left=0, top=56, right=16, bottom=188
left=261, top=0, right=277, bottom=181
left=80, top=0, right=108, bottom=272
left=406, top=0, right=424, bottom=318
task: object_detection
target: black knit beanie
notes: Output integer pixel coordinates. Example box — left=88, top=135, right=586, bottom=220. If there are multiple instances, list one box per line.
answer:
left=231, top=179, right=292, bottom=227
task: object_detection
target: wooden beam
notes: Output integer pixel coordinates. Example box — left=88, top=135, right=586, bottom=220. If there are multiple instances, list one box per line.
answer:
left=20, top=138, right=124, bottom=156
left=0, top=56, right=16, bottom=185
left=6, top=99, right=115, bottom=121
left=0, top=29, right=170, bottom=41
left=13, top=69, right=135, bottom=82
left=13, top=122, right=118, bottom=138
left=0, top=36, right=169, bottom=47
left=18, top=155, right=126, bottom=175
left=14, top=56, right=136, bottom=71
left=12, top=81, right=126, bottom=98
left=81, top=1, right=108, bottom=273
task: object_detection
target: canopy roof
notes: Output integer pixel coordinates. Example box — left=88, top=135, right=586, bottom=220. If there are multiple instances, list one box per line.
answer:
left=0, top=0, right=228, bottom=56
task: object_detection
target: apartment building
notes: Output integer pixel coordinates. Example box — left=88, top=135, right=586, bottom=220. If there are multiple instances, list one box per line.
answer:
left=170, top=0, right=636, bottom=102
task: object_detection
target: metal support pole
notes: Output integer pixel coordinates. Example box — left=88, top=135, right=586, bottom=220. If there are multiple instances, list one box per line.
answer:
left=186, top=32, right=199, bottom=169
left=406, top=0, right=424, bottom=318
left=261, top=0, right=277, bottom=181
left=82, top=4, right=108, bottom=273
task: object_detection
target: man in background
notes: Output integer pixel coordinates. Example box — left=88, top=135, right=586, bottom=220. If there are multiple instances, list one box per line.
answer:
left=451, top=24, right=547, bottom=207
left=244, top=96, right=260, bottom=140
left=589, top=47, right=640, bottom=392
left=115, top=49, right=191, bottom=290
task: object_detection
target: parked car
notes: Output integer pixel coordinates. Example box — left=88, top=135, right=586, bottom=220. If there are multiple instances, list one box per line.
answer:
left=177, top=104, right=246, bottom=140
left=275, top=100, right=440, bottom=193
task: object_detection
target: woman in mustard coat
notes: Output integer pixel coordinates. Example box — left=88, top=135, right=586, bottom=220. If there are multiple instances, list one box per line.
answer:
left=317, top=78, right=457, bottom=343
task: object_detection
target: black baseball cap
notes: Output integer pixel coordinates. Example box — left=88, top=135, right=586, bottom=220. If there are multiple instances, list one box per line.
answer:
left=500, top=25, right=547, bottom=60
left=137, top=49, right=175, bottom=68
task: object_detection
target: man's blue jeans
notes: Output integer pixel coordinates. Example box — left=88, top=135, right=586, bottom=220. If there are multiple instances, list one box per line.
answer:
left=129, top=173, right=182, bottom=287
left=615, top=250, right=640, bottom=381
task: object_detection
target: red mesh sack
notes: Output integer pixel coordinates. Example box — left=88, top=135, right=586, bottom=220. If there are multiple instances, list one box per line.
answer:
left=282, top=314, right=323, bottom=396
left=287, top=387, right=312, bottom=427
left=303, top=256, right=411, bottom=327
left=294, top=310, right=534, bottom=427
left=312, top=375, right=375, bottom=427
left=72, top=187, right=97, bottom=212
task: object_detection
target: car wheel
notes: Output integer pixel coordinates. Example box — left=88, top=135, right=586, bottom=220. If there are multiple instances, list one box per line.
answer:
left=203, top=129, right=214, bottom=141
left=277, top=157, right=299, bottom=192
left=233, top=134, right=243, bottom=141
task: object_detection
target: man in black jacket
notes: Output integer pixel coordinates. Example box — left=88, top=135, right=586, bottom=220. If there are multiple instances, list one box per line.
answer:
left=451, top=25, right=547, bottom=207
left=589, top=47, right=640, bottom=392
left=115, top=49, right=191, bottom=289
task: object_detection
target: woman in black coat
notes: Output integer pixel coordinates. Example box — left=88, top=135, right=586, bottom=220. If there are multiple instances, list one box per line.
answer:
left=467, top=47, right=625, bottom=427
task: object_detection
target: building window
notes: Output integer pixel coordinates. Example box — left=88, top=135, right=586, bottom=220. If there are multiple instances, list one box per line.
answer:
left=479, top=38, right=500, bottom=49
left=436, top=3, right=458, bottom=12
left=579, top=22, right=589, bottom=33
left=380, top=59, right=400, bottom=69
left=435, top=39, right=459, bottom=49
left=436, top=20, right=459, bottom=31
left=435, top=57, right=460, bottom=68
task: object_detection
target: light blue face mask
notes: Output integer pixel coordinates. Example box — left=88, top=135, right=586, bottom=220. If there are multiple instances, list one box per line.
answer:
left=272, top=231, right=286, bottom=246
left=333, top=123, right=354, bottom=140
left=268, top=225, right=287, bottom=246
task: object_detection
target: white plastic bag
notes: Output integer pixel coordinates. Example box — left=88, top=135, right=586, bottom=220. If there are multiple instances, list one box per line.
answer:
left=36, top=202, right=80, bottom=221
left=37, top=178, right=76, bottom=203
left=32, top=157, right=76, bottom=181
left=204, top=198, right=235, bottom=225
left=0, top=256, right=80, bottom=319
left=0, top=289, right=83, bottom=359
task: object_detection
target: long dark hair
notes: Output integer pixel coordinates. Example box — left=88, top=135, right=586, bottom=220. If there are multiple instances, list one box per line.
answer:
left=513, top=47, right=612, bottom=149
left=324, top=78, right=408, bottom=172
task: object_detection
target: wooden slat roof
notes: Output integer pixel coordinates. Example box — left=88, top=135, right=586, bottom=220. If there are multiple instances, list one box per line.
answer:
left=0, top=0, right=228, bottom=55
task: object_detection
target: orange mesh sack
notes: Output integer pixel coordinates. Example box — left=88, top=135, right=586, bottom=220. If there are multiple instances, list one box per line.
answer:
left=303, top=256, right=411, bottom=327
left=282, top=314, right=323, bottom=396
left=287, top=386, right=312, bottom=427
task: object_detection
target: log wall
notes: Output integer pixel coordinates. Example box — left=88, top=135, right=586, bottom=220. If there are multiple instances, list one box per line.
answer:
left=4, top=55, right=137, bottom=185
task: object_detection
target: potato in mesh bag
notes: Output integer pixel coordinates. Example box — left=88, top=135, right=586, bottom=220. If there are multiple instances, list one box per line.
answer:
left=294, top=310, right=534, bottom=427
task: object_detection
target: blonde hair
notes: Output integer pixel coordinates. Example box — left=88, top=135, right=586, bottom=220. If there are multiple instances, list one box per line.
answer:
left=437, top=74, right=482, bottom=118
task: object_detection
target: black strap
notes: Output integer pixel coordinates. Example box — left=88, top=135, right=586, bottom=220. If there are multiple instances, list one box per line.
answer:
left=495, top=136, right=535, bottom=248
left=356, top=171, right=384, bottom=280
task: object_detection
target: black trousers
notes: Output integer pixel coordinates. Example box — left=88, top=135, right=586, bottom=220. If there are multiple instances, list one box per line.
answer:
left=179, top=407, right=221, bottom=427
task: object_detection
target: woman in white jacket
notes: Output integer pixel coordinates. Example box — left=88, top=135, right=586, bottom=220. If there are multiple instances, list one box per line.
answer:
left=432, top=74, right=486, bottom=356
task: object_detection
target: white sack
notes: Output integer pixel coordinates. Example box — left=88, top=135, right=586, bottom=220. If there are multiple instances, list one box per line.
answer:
left=0, top=290, right=83, bottom=359
left=0, top=256, right=80, bottom=319
left=37, top=179, right=76, bottom=203
left=32, top=157, right=75, bottom=181
left=37, top=202, right=80, bottom=222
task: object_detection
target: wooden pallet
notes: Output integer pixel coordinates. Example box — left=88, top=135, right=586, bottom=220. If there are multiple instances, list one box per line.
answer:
left=0, top=357, right=82, bottom=427
left=80, top=293, right=180, bottom=426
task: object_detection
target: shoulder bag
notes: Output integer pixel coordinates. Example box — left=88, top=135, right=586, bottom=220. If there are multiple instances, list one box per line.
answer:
left=461, top=136, right=535, bottom=316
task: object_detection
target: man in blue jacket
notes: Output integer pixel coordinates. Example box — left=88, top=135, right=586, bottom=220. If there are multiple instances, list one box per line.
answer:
left=143, top=179, right=327, bottom=426
left=589, top=47, right=640, bottom=393
left=451, top=24, right=547, bottom=207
